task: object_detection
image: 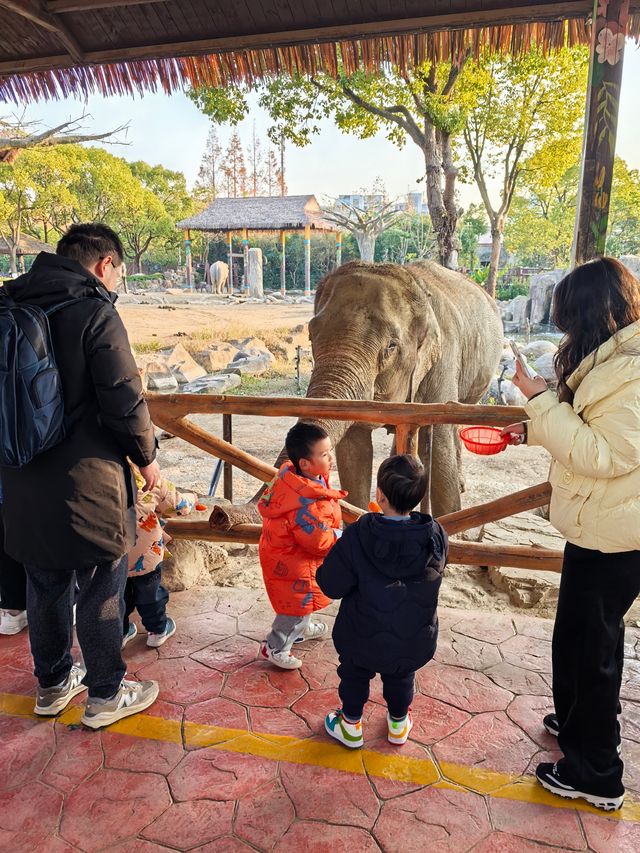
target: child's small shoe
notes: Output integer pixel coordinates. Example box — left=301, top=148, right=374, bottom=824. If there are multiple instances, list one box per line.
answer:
left=147, top=617, right=176, bottom=648
left=121, top=623, right=138, bottom=648
left=260, top=641, right=302, bottom=670
left=387, top=711, right=413, bottom=746
left=294, top=619, right=328, bottom=643
left=325, top=709, right=363, bottom=749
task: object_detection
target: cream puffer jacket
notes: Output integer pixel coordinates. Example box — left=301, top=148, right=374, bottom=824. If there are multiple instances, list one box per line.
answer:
left=526, top=319, right=640, bottom=553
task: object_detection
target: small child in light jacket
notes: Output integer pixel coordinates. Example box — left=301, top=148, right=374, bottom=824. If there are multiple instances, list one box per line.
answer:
left=123, top=464, right=196, bottom=649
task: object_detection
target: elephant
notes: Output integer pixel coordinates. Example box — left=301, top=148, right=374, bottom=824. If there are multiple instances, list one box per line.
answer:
left=297, top=260, right=504, bottom=517
left=209, top=260, right=229, bottom=295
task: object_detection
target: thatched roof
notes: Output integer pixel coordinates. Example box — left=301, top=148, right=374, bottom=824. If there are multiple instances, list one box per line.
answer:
left=1, top=1, right=640, bottom=104
left=0, top=235, right=54, bottom=256
left=178, top=196, right=336, bottom=234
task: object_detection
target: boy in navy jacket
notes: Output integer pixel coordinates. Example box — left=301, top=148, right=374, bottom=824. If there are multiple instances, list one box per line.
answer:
left=316, top=454, right=448, bottom=748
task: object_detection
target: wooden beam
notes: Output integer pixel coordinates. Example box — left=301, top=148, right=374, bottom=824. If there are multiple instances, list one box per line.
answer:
left=439, top=482, right=552, bottom=536
left=146, top=393, right=527, bottom=428
left=47, top=0, right=165, bottom=11
left=0, top=2, right=606, bottom=76
left=0, top=0, right=84, bottom=63
left=573, top=0, right=629, bottom=264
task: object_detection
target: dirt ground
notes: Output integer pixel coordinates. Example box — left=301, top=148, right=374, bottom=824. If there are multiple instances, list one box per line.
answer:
left=119, top=300, right=640, bottom=625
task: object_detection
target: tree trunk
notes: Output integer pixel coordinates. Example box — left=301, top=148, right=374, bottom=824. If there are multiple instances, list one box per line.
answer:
left=9, top=243, right=18, bottom=276
left=487, top=228, right=503, bottom=299
left=355, top=232, right=376, bottom=262
left=132, top=253, right=143, bottom=274
left=423, top=127, right=458, bottom=269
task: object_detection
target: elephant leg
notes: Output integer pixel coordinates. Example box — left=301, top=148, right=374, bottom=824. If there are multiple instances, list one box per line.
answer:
left=335, top=425, right=373, bottom=510
left=428, top=423, right=462, bottom=518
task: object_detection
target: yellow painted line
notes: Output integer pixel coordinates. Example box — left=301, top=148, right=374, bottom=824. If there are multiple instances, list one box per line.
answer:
left=2, top=691, right=639, bottom=822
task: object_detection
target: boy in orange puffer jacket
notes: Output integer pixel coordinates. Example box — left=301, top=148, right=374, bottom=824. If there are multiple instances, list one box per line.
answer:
left=258, top=422, right=347, bottom=669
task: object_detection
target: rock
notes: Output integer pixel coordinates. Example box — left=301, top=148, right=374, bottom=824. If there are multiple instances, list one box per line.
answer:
left=230, top=354, right=271, bottom=375
left=182, top=373, right=242, bottom=393
left=510, top=295, right=529, bottom=326
left=162, top=540, right=229, bottom=591
left=520, top=340, right=557, bottom=360
left=528, top=270, right=564, bottom=325
left=192, top=343, right=241, bottom=373
left=501, top=379, right=527, bottom=406
left=533, top=351, right=557, bottom=383
left=145, top=359, right=179, bottom=391
left=488, top=566, right=559, bottom=609
left=167, top=343, right=208, bottom=384
left=247, top=248, right=264, bottom=298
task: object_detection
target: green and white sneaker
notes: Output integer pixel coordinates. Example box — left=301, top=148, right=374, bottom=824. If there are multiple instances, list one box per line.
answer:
left=387, top=711, right=413, bottom=746
left=325, top=709, right=363, bottom=749
left=35, top=664, right=87, bottom=716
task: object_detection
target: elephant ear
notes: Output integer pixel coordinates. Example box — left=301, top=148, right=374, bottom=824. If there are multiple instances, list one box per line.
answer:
left=409, top=290, right=442, bottom=401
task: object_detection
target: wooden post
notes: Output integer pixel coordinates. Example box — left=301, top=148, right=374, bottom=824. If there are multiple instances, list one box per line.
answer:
left=395, top=424, right=419, bottom=456
left=335, top=231, right=342, bottom=268
left=228, top=233, right=233, bottom=294
left=572, top=0, right=629, bottom=265
left=223, top=414, right=233, bottom=501
left=242, top=228, right=249, bottom=292
left=183, top=230, right=192, bottom=290
left=280, top=230, right=286, bottom=296
left=304, top=224, right=311, bottom=297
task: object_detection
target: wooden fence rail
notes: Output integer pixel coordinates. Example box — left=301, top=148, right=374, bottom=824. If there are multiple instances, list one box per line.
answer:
left=146, top=393, right=562, bottom=573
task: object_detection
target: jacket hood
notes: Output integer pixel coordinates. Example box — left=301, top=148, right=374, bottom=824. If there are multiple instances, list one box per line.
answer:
left=258, top=461, right=346, bottom=519
left=355, top=511, right=446, bottom=579
left=569, top=318, right=640, bottom=395
left=3, top=251, right=114, bottom=308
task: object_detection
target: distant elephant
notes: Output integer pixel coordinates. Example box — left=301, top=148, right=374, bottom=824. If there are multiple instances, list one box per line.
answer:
left=301, top=261, right=503, bottom=517
left=210, top=260, right=229, bottom=295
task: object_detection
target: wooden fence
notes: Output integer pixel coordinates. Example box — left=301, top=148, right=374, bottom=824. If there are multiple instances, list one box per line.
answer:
left=146, top=394, right=562, bottom=573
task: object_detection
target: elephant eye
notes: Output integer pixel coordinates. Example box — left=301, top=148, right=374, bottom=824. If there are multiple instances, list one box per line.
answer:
left=385, top=340, right=399, bottom=353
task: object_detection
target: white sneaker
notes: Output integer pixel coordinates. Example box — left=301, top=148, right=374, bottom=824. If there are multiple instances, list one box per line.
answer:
left=81, top=679, right=159, bottom=730
left=35, top=664, right=87, bottom=716
left=147, top=617, right=176, bottom=648
left=0, top=609, right=28, bottom=635
left=260, top=641, right=302, bottom=670
left=387, top=711, right=413, bottom=746
left=294, top=619, right=328, bottom=643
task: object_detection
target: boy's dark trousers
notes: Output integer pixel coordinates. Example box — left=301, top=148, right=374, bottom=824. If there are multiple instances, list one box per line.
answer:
left=554, top=542, right=640, bottom=797
left=124, top=566, right=169, bottom=635
left=0, top=509, right=27, bottom=611
left=338, top=658, right=415, bottom=720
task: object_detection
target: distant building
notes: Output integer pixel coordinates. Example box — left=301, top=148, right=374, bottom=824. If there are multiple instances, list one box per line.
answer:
left=336, top=191, right=427, bottom=214
left=477, top=232, right=510, bottom=267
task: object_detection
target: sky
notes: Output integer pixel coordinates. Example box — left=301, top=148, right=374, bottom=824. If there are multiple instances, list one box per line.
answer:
left=8, top=42, right=640, bottom=211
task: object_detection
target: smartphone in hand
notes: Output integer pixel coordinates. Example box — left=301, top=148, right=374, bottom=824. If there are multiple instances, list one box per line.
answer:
left=509, top=340, right=536, bottom=380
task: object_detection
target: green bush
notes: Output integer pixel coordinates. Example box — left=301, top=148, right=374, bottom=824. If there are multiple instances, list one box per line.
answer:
left=496, top=282, right=529, bottom=300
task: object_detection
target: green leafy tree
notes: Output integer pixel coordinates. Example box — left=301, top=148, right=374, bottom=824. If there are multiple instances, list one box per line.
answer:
left=461, top=46, right=588, bottom=296
left=458, top=203, right=488, bottom=270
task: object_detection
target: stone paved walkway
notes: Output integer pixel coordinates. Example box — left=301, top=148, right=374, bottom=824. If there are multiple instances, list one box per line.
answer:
left=2, top=589, right=640, bottom=852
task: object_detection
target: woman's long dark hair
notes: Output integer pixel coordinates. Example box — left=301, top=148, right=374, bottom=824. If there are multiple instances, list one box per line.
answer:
left=552, top=257, right=640, bottom=402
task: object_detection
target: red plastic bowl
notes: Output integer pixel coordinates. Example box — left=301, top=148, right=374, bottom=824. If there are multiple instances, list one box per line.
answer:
left=459, top=426, right=507, bottom=456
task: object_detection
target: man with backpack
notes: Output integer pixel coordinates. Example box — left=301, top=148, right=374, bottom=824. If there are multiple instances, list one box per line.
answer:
left=0, top=223, right=161, bottom=728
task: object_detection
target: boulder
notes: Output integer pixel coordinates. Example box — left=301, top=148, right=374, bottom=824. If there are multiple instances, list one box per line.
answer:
left=501, top=379, right=527, bottom=407
left=167, top=342, right=207, bottom=384
left=145, top=359, right=179, bottom=391
left=192, top=343, right=241, bottom=373
left=162, top=540, right=229, bottom=591
left=182, top=372, right=242, bottom=393
left=533, top=351, right=557, bottom=384
left=528, top=270, right=564, bottom=325
left=230, top=354, right=271, bottom=375
left=247, top=248, right=264, bottom=298
left=520, top=340, right=557, bottom=360
left=509, top=295, right=529, bottom=327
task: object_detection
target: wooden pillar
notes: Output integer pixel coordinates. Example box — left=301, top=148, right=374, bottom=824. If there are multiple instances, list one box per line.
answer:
left=228, top=233, right=233, bottom=294
left=242, top=228, right=249, bottom=292
left=304, top=224, right=311, bottom=297
left=183, top=229, right=192, bottom=290
left=335, top=231, right=342, bottom=268
left=223, top=414, right=233, bottom=501
left=573, top=0, right=629, bottom=266
left=395, top=424, right=419, bottom=456
left=280, top=230, right=286, bottom=296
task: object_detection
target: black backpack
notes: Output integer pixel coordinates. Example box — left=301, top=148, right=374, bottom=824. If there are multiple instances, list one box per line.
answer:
left=0, top=292, right=88, bottom=467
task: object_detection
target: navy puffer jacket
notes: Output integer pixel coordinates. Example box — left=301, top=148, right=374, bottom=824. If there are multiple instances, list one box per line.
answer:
left=316, top=511, right=447, bottom=674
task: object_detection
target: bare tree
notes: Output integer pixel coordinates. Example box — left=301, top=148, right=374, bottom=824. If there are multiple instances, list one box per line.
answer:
left=323, top=199, right=401, bottom=262
left=0, top=114, right=127, bottom=163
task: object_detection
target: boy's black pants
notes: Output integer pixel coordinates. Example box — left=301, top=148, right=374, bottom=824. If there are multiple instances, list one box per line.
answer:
left=338, top=658, right=415, bottom=720
left=0, top=509, right=27, bottom=611
left=123, top=566, right=168, bottom=635
left=553, top=542, right=640, bottom=797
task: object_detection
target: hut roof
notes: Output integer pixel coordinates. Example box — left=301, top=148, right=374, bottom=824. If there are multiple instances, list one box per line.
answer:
left=178, top=196, right=336, bottom=234
left=0, top=235, right=54, bottom=256
left=1, top=2, right=640, bottom=104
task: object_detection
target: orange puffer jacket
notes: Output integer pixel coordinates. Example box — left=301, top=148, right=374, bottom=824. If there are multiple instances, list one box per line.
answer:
left=258, top=462, right=347, bottom=617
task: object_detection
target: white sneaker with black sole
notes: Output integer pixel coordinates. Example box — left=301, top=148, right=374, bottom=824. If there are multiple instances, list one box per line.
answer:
left=35, top=664, right=87, bottom=716
left=81, top=679, right=159, bottom=729
left=536, top=762, right=624, bottom=812
left=543, top=713, right=622, bottom=755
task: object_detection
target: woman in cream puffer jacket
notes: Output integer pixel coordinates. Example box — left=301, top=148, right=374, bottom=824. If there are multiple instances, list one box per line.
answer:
left=504, top=257, right=640, bottom=813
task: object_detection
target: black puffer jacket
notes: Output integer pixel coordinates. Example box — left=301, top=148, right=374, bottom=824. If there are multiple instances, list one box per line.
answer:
left=316, top=512, right=447, bottom=674
left=0, top=252, right=156, bottom=569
